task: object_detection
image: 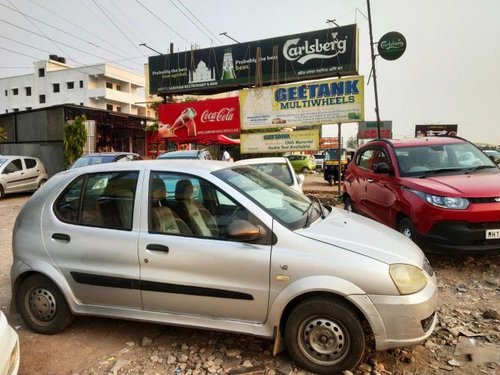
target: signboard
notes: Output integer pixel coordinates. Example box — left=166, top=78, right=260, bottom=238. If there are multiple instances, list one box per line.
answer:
left=378, top=32, right=407, bottom=61
left=158, top=97, right=240, bottom=143
left=149, top=25, right=358, bottom=95
left=320, top=137, right=342, bottom=149
left=240, top=76, right=364, bottom=130
left=415, top=124, right=458, bottom=137
left=358, top=121, right=392, bottom=139
left=241, top=129, right=319, bottom=154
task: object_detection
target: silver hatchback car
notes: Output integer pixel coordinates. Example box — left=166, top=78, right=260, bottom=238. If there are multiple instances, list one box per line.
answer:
left=11, top=160, right=437, bottom=374
left=0, top=155, right=48, bottom=199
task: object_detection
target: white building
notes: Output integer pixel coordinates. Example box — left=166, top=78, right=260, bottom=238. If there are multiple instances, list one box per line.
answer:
left=0, top=56, right=147, bottom=116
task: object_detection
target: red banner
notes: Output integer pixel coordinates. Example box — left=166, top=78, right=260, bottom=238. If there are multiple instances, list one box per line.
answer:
left=158, top=97, right=240, bottom=143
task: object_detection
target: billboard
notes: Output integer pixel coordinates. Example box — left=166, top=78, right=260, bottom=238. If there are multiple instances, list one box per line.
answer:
left=240, top=76, right=364, bottom=130
left=158, top=97, right=240, bottom=143
left=241, top=129, right=319, bottom=154
left=149, top=25, right=358, bottom=95
left=358, top=121, right=392, bottom=139
left=415, top=124, right=458, bottom=137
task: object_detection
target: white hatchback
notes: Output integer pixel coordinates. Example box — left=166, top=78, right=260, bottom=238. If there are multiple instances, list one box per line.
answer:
left=234, top=157, right=305, bottom=192
left=0, top=155, right=48, bottom=199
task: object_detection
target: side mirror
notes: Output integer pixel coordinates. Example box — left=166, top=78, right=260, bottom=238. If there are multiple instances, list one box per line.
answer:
left=226, top=220, right=265, bottom=242
left=297, top=173, right=305, bottom=186
left=374, top=162, right=392, bottom=174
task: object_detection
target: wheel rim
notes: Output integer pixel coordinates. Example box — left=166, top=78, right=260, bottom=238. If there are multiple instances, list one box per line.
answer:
left=400, top=226, right=412, bottom=239
left=297, top=315, right=349, bottom=365
left=28, top=287, right=57, bottom=322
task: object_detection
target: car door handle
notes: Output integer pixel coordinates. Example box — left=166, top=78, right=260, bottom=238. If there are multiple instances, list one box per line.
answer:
left=367, top=178, right=374, bottom=183
left=146, top=244, right=169, bottom=253
left=52, top=233, right=70, bottom=242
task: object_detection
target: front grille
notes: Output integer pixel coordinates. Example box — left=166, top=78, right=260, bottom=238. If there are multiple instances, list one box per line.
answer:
left=468, top=221, right=500, bottom=230
left=469, top=197, right=500, bottom=204
left=421, top=312, right=435, bottom=332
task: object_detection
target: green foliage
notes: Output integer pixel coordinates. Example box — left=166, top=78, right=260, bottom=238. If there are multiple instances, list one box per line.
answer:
left=63, top=115, right=87, bottom=168
left=0, top=127, right=7, bottom=142
left=146, top=121, right=158, bottom=132
left=346, top=136, right=357, bottom=149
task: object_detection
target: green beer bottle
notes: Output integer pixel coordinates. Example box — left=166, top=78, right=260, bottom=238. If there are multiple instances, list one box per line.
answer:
left=221, top=48, right=237, bottom=80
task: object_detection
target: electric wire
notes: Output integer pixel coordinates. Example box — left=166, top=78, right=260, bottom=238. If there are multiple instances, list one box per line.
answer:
left=176, top=0, right=223, bottom=45
left=134, top=0, right=192, bottom=46
left=167, top=0, right=215, bottom=45
left=90, top=0, right=146, bottom=57
left=26, top=0, right=143, bottom=66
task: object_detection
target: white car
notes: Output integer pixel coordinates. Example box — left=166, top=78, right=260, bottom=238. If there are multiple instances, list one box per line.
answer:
left=0, top=155, right=48, bottom=199
left=0, top=311, right=19, bottom=375
left=234, top=157, right=305, bottom=192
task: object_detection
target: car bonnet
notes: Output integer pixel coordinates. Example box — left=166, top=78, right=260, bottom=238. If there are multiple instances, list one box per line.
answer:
left=296, top=208, right=425, bottom=265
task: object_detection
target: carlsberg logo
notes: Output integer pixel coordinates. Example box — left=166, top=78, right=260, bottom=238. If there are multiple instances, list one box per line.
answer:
left=283, top=32, right=347, bottom=64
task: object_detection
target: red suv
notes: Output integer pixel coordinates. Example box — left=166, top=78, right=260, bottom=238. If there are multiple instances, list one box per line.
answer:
left=343, top=137, right=500, bottom=253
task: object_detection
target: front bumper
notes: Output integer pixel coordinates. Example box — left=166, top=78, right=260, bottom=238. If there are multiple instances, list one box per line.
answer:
left=350, top=274, right=438, bottom=351
left=416, top=220, right=500, bottom=253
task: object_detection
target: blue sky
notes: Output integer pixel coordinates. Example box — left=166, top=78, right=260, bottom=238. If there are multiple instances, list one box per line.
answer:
left=1, top=0, right=499, bottom=144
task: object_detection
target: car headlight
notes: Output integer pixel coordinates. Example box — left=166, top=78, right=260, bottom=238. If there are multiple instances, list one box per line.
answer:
left=409, top=189, right=469, bottom=209
left=389, top=264, right=428, bottom=295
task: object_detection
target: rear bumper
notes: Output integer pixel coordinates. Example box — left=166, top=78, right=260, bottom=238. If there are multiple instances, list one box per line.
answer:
left=416, top=220, right=500, bottom=253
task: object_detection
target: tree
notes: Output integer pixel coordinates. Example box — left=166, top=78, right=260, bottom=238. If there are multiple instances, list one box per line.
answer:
left=0, top=127, right=7, bottom=142
left=346, top=136, right=357, bottom=149
left=63, top=115, right=87, bottom=168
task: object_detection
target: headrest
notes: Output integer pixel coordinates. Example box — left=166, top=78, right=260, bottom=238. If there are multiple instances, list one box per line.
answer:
left=151, top=178, right=166, bottom=200
left=175, top=179, right=194, bottom=201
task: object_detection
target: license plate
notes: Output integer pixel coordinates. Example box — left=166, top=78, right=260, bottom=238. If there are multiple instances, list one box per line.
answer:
left=485, top=229, right=500, bottom=239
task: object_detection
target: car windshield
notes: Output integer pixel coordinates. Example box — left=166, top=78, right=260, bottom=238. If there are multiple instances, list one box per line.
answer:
left=247, top=163, right=294, bottom=186
left=395, top=142, right=498, bottom=177
left=0, top=158, right=7, bottom=167
left=71, top=155, right=116, bottom=168
left=484, top=150, right=500, bottom=157
left=324, top=149, right=346, bottom=161
left=214, top=166, right=323, bottom=230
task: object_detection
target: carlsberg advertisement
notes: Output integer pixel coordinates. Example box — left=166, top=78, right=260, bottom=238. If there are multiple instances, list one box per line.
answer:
left=148, top=24, right=358, bottom=95
left=240, top=76, right=364, bottom=130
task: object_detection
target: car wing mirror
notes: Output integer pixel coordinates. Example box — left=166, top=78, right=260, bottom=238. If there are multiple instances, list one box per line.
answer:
left=226, top=220, right=265, bottom=242
left=373, top=162, right=392, bottom=174
left=297, top=173, right=305, bottom=186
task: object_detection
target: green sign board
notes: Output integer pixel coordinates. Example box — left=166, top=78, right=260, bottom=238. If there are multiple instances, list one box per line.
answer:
left=378, top=32, right=406, bottom=61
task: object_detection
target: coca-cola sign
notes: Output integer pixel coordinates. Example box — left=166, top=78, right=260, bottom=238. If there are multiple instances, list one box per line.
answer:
left=201, top=108, right=235, bottom=123
left=158, top=97, right=240, bottom=142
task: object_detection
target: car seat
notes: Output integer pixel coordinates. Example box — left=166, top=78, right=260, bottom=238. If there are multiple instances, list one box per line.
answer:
left=174, top=179, right=218, bottom=237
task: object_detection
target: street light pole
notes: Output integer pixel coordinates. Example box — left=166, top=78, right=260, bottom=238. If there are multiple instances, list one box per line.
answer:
left=366, top=0, right=381, bottom=138
left=139, top=43, right=163, bottom=55
left=219, top=32, right=240, bottom=44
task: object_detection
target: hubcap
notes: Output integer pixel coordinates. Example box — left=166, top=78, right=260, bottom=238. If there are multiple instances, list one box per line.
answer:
left=401, top=226, right=412, bottom=238
left=298, top=317, right=348, bottom=365
left=28, top=287, right=57, bottom=322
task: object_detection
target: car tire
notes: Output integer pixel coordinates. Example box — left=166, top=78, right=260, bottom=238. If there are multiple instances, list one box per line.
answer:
left=301, top=167, right=309, bottom=174
left=284, top=297, right=365, bottom=375
left=17, top=274, right=74, bottom=334
left=0, top=185, right=4, bottom=199
left=397, top=217, right=415, bottom=240
left=344, top=196, right=356, bottom=213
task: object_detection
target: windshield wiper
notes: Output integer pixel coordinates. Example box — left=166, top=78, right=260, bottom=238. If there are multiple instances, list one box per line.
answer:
left=311, top=195, right=326, bottom=219
left=303, top=200, right=315, bottom=228
left=418, top=168, right=462, bottom=178
left=465, top=165, right=497, bottom=174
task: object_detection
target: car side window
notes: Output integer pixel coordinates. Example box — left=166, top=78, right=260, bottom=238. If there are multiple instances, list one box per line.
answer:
left=357, top=149, right=374, bottom=170
left=3, top=159, right=22, bottom=174
left=54, top=171, right=138, bottom=230
left=25, top=158, right=37, bottom=169
left=148, top=171, right=271, bottom=244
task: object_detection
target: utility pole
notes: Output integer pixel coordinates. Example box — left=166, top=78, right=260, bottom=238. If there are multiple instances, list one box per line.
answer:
left=366, top=0, right=381, bottom=138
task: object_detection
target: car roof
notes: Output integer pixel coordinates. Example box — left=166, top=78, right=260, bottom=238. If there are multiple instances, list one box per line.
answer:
left=61, top=159, right=230, bottom=175
left=81, top=152, right=137, bottom=157
left=234, top=157, right=289, bottom=166
left=0, top=155, right=39, bottom=159
left=374, top=137, right=467, bottom=148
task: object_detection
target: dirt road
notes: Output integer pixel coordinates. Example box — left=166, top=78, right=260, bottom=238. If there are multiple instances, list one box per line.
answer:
left=1, top=176, right=498, bottom=375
